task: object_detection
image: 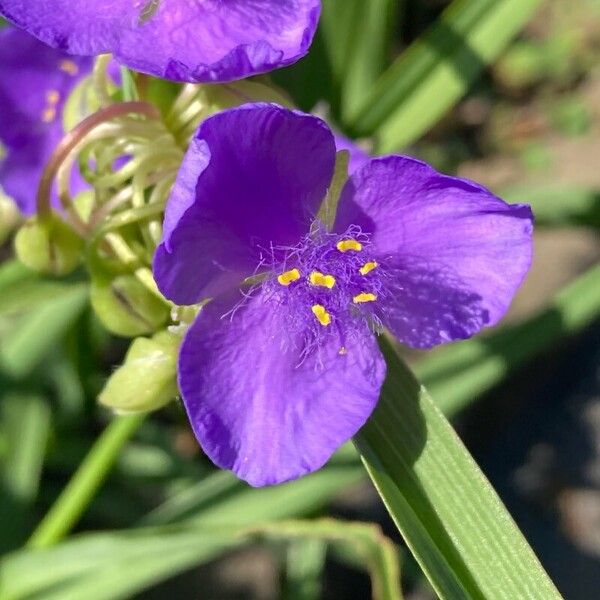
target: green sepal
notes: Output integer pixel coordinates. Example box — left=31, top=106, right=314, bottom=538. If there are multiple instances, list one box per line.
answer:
left=317, top=150, right=350, bottom=229
left=90, top=274, right=169, bottom=337
left=99, top=330, right=180, bottom=414
left=14, top=215, right=83, bottom=276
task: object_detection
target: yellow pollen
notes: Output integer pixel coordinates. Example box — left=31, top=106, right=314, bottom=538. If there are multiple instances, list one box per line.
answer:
left=359, top=261, right=378, bottom=275
left=353, top=292, right=377, bottom=304
left=338, top=347, right=348, bottom=355
left=277, top=268, right=301, bottom=286
left=311, top=304, right=331, bottom=327
left=309, top=271, right=336, bottom=289
left=59, top=59, right=79, bottom=76
left=46, top=90, right=60, bottom=105
left=336, top=239, right=363, bottom=253
left=41, top=107, right=56, bottom=123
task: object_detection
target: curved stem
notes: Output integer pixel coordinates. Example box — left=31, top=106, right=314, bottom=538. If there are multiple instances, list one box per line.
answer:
left=27, top=414, right=145, bottom=549
left=36, top=101, right=161, bottom=218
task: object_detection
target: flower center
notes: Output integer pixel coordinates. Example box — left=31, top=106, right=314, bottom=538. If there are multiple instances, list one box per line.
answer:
left=261, top=225, right=387, bottom=347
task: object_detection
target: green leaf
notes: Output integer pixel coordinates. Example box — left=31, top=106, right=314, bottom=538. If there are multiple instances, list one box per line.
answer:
left=0, top=394, right=50, bottom=504
left=283, top=538, right=327, bottom=600
left=340, top=0, right=400, bottom=120
left=0, top=525, right=243, bottom=600
left=141, top=444, right=364, bottom=526
left=345, top=0, right=543, bottom=151
left=354, top=338, right=562, bottom=600
left=321, top=0, right=399, bottom=119
left=258, top=520, right=402, bottom=600
left=0, top=394, right=51, bottom=551
left=418, top=263, right=600, bottom=416
left=0, top=281, right=88, bottom=378
left=0, top=519, right=401, bottom=600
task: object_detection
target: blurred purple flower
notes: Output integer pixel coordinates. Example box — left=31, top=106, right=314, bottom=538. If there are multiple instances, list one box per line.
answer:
left=0, top=1, right=321, bottom=83
left=0, top=27, right=92, bottom=214
left=153, top=104, right=533, bottom=486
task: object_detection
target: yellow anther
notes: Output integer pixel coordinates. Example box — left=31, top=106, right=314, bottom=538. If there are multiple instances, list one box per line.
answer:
left=311, top=304, right=331, bottom=327
left=336, top=239, right=363, bottom=253
left=359, top=261, right=378, bottom=276
left=277, top=268, right=301, bottom=286
left=353, top=292, right=377, bottom=304
left=46, top=90, right=60, bottom=105
left=309, top=271, right=336, bottom=289
left=41, top=107, right=56, bottom=123
left=338, top=347, right=348, bottom=356
left=59, top=59, right=79, bottom=76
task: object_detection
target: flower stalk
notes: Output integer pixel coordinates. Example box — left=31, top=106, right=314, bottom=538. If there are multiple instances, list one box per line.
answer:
left=27, top=414, right=145, bottom=549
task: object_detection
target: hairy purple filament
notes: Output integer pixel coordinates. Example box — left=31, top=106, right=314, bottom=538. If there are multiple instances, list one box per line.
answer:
left=254, top=224, right=390, bottom=362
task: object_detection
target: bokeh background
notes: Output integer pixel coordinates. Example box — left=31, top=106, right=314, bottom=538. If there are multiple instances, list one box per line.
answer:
left=1, top=0, right=599, bottom=598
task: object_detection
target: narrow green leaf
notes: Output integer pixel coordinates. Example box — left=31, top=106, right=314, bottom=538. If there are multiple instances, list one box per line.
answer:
left=346, top=0, right=543, bottom=151
left=319, top=0, right=364, bottom=87
left=257, top=520, right=402, bottom=600
left=0, top=525, right=243, bottom=600
left=0, top=394, right=51, bottom=551
left=339, top=0, right=400, bottom=120
left=1, top=394, right=50, bottom=504
left=283, top=538, right=327, bottom=600
left=355, top=339, right=562, bottom=600
left=141, top=445, right=364, bottom=526
left=1, top=519, right=400, bottom=600
left=418, top=263, right=600, bottom=416
left=0, top=283, right=88, bottom=377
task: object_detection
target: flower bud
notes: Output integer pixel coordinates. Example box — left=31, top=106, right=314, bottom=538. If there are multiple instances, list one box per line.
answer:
left=91, top=274, right=170, bottom=337
left=14, top=215, right=83, bottom=276
left=99, top=330, right=180, bottom=413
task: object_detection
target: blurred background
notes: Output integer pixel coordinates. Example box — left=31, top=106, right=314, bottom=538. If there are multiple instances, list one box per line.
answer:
left=1, top=0, right=599, bottom=598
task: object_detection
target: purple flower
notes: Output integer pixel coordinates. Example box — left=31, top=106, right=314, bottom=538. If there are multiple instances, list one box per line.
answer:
left=0, top=27, right=92, bottom=214
left=0, top=1, right=321, bottom=83
left=154, top=104, right=533, bottom=486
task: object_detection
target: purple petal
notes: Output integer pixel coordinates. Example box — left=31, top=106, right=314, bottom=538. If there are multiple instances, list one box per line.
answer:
left=0, top=1, right=321, bottom=83
left=0, top=27, right=91, bottom=214
left=334, top=156, right=533, bottom=348
left=178, top=288, right=386, bottom=486
left=154, top=104, right=335, bottom=305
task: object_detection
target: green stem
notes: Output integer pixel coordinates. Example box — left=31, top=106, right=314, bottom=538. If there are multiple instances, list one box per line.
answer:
left=27, top=414, right=144, bottom=549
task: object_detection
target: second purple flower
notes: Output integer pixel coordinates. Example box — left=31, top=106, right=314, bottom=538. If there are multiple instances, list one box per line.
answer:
left=0, top=1, right=321, bottom=83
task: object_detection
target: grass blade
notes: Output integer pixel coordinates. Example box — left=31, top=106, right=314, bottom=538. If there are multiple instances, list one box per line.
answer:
left=354, top=339, right=563, bottom=599
left=345, top=0, right=542, bottom=152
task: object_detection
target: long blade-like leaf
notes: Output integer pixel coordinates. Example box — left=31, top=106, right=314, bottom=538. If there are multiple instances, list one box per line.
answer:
left=0, top=519, right=401, bottom=600
left=345, top=0, right=542, bottom=152
left=354, top=339, right=563, bottom=600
